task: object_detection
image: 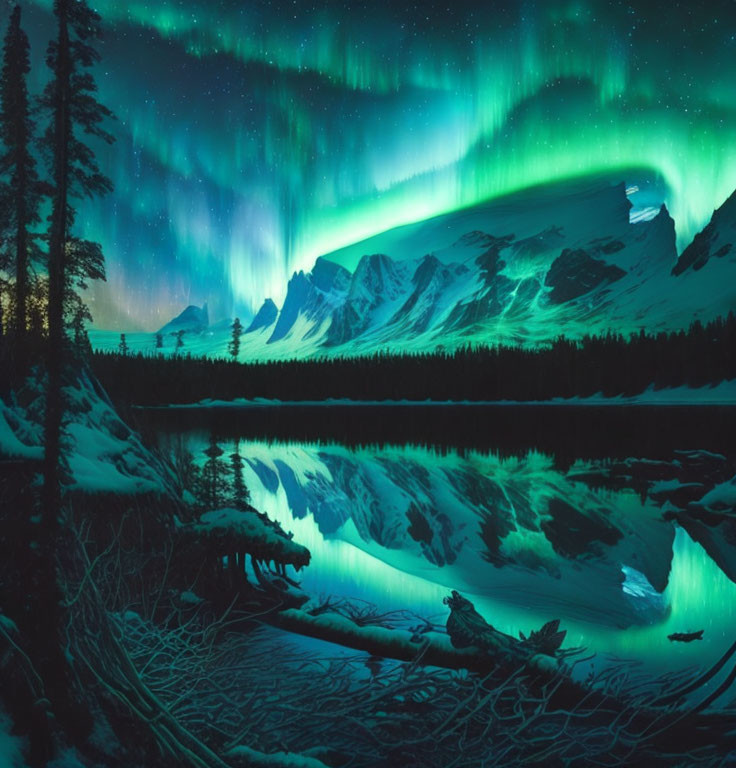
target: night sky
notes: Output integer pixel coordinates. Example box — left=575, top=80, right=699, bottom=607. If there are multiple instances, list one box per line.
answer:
left=7, top=0, right=736, bottom=329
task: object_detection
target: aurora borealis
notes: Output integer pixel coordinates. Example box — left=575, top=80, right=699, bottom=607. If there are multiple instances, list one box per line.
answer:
left=8, top=0, right=736, bottom=329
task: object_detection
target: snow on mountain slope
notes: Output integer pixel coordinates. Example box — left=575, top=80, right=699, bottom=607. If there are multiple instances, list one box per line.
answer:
left=257, top=179, right=734, bottom=354
left=673, top=189, right=736, bottom=276
left=323, top=177, right=635, bottom=272
left=326, top=254, right=417, bottom=345
left=262, top=189, right=683, bottom=353
left=92, top=177, right=736, bottom=359
left=158, top=303, right=210, bottom=336
left=269, top=257, right=351, bottom=344
left=383, top=254, right=472, bottom=337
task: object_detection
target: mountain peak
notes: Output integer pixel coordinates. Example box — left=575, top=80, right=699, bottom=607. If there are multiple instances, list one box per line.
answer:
left=642, top=202, right=676, bottom=242
left=311, top=257, right=351, bottom=294
left=246, top=298, right=278, bottom=333
left=233, top=176, right=735, bottom=355
left=351, top=253, right=409, bottom=301
left=355, top=252, right=393, bottom=273
left=267, top=260, right=353, bottom=344
left=158, top=303, right=209, bottom=335
left=268, top=272, right=310, bottom=343
left=673, top=188, right=736, bottom=276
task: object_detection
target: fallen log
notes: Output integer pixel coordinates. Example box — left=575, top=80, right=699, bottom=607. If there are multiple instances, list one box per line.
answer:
left=267, top=608, right=558, bottom=675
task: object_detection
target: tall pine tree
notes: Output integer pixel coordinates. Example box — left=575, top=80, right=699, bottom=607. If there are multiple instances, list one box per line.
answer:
left=228, top=316, right=243, bottom=359
left=201, top=435, right=229, bottom=509
left=0, top=5, right=43, bottom=345
left=230, top=439, right=251, bottom=510
left=33, top=3, right=114, bottom=747
left=41, top=0, right=114, bottom=515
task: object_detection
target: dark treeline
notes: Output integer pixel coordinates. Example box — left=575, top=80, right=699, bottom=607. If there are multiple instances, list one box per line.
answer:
left=93, top=313, right=736, bottom=405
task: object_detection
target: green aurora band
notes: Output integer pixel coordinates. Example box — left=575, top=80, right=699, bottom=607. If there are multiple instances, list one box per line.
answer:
left=9, top=0, right=736, bottom=328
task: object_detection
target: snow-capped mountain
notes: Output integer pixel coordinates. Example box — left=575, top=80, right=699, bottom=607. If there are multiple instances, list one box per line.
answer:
left=158, top=303, right=210, bottom=336
left=91, top=177, right=736, bottom=359
left=232, top=177, right=735, bottom=357
left=269, top=257, right=351, bottom=344
left=672, top=188, right=736, bottom=276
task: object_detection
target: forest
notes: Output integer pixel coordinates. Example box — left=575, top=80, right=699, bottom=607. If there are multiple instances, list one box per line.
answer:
left=92, top=313, right=736, bottom=405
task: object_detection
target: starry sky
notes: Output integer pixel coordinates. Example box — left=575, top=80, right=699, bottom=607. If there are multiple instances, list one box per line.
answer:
left=7, top=0, right=736, bottom=329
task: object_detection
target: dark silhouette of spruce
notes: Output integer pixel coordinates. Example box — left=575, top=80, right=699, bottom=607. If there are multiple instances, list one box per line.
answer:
left=42, top=0, right=114, bottom=524
left=228, top=316, right=243, bottom=359
left=0, top=5, right=45, bottom=348
left=34, top=0, right=115, bottom=753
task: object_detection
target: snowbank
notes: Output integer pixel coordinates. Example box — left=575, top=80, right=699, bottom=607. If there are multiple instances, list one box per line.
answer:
left=0, top=706, right=27, bottom=768
left=0, top=370, right=178, bottom=497
left=695, top=478, right=736, bottom=513
left=186, top=507, right=310, bottom=567
left=146, top=379, right=736, bottom=409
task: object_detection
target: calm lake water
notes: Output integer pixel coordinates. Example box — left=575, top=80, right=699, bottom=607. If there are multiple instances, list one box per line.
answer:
left=136, top=404, right=736, bottom=675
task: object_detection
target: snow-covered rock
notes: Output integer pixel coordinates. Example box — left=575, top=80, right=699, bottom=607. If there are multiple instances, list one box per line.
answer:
left=267, top=257, right=350, bottom=344
left=185, top=507, right=310, bottom=568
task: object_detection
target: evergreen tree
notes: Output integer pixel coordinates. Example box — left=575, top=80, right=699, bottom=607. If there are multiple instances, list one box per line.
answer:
left=69, top=292, right=91, bottom=357
left=34, top=0, right=114, bottom=749
left=173, top=328, right=185, bottom=353
left=155, top=331, right=163, bottom=349
left=200, top=435, right=229, bottom=509
left=228, top=316, right=243, bottom=359
left=230, top=440, right=251, bottom=510
left=118, top=332, right=128, bottom=355
left=64, top=235, right=104, bottom=320
left=0, top=5, right=44, bottom=343
left=88, top=312, right=736, bottom=408
left=41, top=0, right=114, bottom=518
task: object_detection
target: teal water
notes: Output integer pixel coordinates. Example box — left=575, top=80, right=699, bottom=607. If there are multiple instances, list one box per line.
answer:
left=168, top=432, right=736, bottom=676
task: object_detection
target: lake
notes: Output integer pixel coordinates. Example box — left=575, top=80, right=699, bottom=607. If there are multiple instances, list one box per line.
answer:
left=135, top=404, right=736, bottom=677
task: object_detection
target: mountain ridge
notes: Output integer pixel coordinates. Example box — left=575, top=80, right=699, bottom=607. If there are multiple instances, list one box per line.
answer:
left=92, top=179, right=736, bottom=359
left=238, top=182, right=686, bottom=355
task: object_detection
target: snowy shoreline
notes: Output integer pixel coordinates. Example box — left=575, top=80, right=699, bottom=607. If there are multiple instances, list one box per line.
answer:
left=135, top=379, right=736, bottom=409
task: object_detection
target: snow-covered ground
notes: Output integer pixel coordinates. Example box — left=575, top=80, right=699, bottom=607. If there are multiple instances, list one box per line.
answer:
left=0, top=705, right=26, bottom=768
left=144, top=379, right=736, bottom=408
left=0, top=371, right=177, bottom=497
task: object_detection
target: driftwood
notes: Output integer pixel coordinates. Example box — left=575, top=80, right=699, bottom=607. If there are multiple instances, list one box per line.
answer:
left=268, top=608, right=559, bottom=674
left=53, top=535, right=736, bottom=767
